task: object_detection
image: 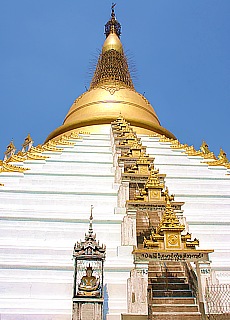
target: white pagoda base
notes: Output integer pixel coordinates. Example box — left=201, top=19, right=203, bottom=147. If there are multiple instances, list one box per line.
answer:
left=0, top=127, right=229, bottom=319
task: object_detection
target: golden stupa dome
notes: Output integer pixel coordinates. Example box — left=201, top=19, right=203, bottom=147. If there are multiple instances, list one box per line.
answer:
left=45, top=8, right=175, bottom=142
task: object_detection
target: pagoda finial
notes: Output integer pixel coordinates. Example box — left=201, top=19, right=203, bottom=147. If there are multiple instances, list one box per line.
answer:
left=105, top=3, right=121, bottom=38
left=112, top=3, right=116, bottom=12
left=89, top=205, right=94, bottom=236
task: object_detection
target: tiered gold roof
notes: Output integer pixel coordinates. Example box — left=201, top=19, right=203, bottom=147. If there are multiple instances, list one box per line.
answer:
left=45, top=8, right=175, bottom=143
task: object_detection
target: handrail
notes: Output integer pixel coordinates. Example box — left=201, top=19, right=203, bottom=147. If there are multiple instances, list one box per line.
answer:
left=183, top=261, right=199, bottom=299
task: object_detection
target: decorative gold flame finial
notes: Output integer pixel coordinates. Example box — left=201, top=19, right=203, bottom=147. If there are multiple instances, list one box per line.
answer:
left=105, top=3, right=121, bottom=38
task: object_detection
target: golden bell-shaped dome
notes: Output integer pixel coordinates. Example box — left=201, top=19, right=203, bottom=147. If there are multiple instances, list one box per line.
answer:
left=45, top=8, right=175, bottom=142
left=102, top=32, right=123, bottom=54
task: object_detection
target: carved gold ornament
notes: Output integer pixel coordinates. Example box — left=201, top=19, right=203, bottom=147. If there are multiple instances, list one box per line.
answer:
left=0, top=162, right=30, bottom=173
left=167, top=234, right=179, bottom=245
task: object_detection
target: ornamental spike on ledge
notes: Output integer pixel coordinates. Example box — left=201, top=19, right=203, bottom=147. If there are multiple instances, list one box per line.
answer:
left=4, top=141, right=16, bottom=161
left=88, top=204, right=94, bottom=237
left=73, top=206, right=106, bottom=260
left=22, top=134, right=34, bottom=153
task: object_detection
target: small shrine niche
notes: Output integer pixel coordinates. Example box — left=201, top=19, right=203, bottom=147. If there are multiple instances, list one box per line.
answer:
left=72, top=206, right=106, bottom=320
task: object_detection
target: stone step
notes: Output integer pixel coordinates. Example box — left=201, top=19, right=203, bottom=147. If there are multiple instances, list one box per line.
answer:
left=148, top=266, right=183, bottom=272
left=152, top=290, right=194, bottom=298
left=151, top=304, right=199, bottom=313
left=164, top=262, right=182, bottom=266
left=149, top=262, right=182, bottom=267
left=151, top=297, right=196, bottom=305
left=148, top=271, right=185, bottom=278
left=151, top=283, right=190, bottom=290
left=150, top=312, right=202, bottom=320
left=150, top=277, right=186, bottom=284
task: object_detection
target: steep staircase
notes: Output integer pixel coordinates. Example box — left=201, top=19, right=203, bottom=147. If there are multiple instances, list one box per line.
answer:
left=148, top=261, right=202, bottom=320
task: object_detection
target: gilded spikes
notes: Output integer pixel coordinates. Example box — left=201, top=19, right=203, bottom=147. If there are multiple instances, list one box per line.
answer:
left=0, top=133, right=80, bottom=176
left=5, top=153, right=27, bottom=163
left=159, top=135, right=226, bottom=166
left=29, top=135, right=76, bottom=154
left=183, top=145, right=203, bottom=156
left=30, top=146, right=43, bottom=154
left=27, top=151, right=49, bottom=160
left=31, top=143, right=63, bottom=153
left=149, top=133, right=160, bottom=138
left=159, top=135, right=175, bottom=143
left=170, top=140, right=188, bottom=149
left=0, top=161, right=30, bottom=173
left=90, top=49, right=134, bottom=90
left=205, top=148, right=230, bottom=169
left=41, top=141, right=63, bottom=152
left=0, top=137, right=69, bottom=174
left=1, top=146, right=31, bottom=172
left=68, top=132, right=81, bottom=139
left=4, top=145, right=49, bottom=165
left=54, top=136, right=75, bottom=146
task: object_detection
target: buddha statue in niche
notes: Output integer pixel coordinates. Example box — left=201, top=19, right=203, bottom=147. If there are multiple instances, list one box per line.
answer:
left=77, top=265, right=101, bottom=297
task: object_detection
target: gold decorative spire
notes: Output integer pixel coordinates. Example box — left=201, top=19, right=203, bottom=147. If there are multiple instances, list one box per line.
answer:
left=144, top=197, right=200, bottom=250
left=45, top=7, right=176, bottom=143
left=145, top=168, right=163, bottom=189
left=90, top=6, right=134, bottom=90
left=105, top=4, right=121, bottom=38
left=156, top=202, right=185, bottom=234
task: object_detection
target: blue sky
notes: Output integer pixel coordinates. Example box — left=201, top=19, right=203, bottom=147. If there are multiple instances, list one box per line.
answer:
left=0, top=0, right=229, bottom=159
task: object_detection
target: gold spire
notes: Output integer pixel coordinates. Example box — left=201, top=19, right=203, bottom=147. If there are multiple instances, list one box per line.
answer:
left=90, top=7, right=133, bottom=90
left=45, top=7, right=175, bottom=143
left=90, top=32, right=134, bottom=89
